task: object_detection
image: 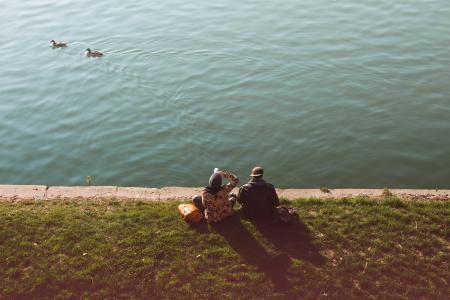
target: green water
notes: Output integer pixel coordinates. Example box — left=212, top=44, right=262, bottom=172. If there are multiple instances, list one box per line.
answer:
left=1, top=0, right=450, bottom=188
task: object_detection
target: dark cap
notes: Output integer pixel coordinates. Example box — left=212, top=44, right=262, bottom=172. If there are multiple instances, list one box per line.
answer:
left=250, top=166, right=264, bottom=177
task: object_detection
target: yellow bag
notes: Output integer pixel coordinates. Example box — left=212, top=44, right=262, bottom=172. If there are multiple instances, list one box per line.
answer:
left=178, top=204, right=204, bottom=223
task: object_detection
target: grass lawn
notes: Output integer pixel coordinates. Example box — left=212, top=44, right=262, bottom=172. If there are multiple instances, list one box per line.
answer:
left=0, top=197, right=449, bottom=299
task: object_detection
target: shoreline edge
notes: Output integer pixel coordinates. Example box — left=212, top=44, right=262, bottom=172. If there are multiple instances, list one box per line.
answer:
left=1, top=185, right=449, bottom=201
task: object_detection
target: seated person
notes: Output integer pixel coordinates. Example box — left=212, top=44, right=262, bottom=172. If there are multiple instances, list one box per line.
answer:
left=192, top=169, right=239, bottom=223
left=237, top=166, right=280, bottom=219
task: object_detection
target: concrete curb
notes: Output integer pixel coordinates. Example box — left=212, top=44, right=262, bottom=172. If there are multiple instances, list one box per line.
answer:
left=0, top=185, right=449, bottom=201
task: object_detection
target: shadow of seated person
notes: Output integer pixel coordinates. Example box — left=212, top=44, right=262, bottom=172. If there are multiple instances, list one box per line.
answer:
left=237, top=166, right=325, bottom=266
left=249, top=217, right=325, bottom=266
left=212, top=212, right=291, bottom=290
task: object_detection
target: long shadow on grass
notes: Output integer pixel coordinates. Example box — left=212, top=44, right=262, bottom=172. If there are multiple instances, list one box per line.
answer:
left=250, top=219, right=325, bottom=266
left=211, top=213, right=291, bottom=290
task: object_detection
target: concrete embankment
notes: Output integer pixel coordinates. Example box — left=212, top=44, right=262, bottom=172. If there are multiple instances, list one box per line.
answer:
left=0, top=185, right=449, bottom=201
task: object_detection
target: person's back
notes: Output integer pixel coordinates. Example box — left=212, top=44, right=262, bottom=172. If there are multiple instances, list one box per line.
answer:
left=238, top=166, right=279, bottom=219
left=193, top=169, right=239, bottom=223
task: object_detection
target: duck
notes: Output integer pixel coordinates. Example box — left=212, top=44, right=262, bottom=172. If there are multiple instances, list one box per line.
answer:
left=50, top=40, right=67, bottom=48
left=85, top=48, right=103, bottom=57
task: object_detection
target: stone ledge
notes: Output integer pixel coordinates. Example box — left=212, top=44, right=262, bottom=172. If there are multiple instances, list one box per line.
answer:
left=0, top=185, right=47, bottom=200
left=277, top=188, right=450, bottom=200
left=116, top=187, right=160, bottom=200
left=45, top=186, right=118, bottom=199
left=0, top=185, right=449, bottom=201
left=159, top=187, right=204, bottom=200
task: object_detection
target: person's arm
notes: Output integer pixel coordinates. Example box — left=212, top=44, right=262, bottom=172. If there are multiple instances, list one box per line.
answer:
left=237, top=186, right=246, bottom=204
left=201, top=190, right=209, bottom=208
left=271, top=185, right=280, bottom=207
left=220, top=171, right=239, bottom=193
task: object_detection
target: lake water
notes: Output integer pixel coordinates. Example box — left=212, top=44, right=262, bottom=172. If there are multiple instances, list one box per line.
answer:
left=1, top=0, right=450, bottom=188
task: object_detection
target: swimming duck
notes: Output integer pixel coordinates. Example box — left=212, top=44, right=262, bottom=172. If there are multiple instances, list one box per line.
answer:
left=85, top=48, right=103, bottom=57
left=50, top=40, right=67, bottom=48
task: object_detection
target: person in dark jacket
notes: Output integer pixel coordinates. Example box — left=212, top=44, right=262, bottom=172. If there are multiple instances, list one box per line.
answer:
left=237, top=166, right=280, bottom=219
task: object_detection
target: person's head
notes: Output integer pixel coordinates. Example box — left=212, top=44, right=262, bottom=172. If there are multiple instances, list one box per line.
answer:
left=250, top=166, right=264, bottom=178
left=206, top=172, right=222, bottom=194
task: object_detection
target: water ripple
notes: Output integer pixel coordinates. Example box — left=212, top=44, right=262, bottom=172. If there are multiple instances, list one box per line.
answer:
left=1, top=0, right=450, bottom=187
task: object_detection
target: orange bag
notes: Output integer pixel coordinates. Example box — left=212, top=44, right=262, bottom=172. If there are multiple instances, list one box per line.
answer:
left=178, top=204, right=204, bottom=223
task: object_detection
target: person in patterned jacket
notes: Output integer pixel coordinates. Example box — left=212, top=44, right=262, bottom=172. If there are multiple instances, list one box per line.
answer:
left=192, top=170, right=239, bottom=223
